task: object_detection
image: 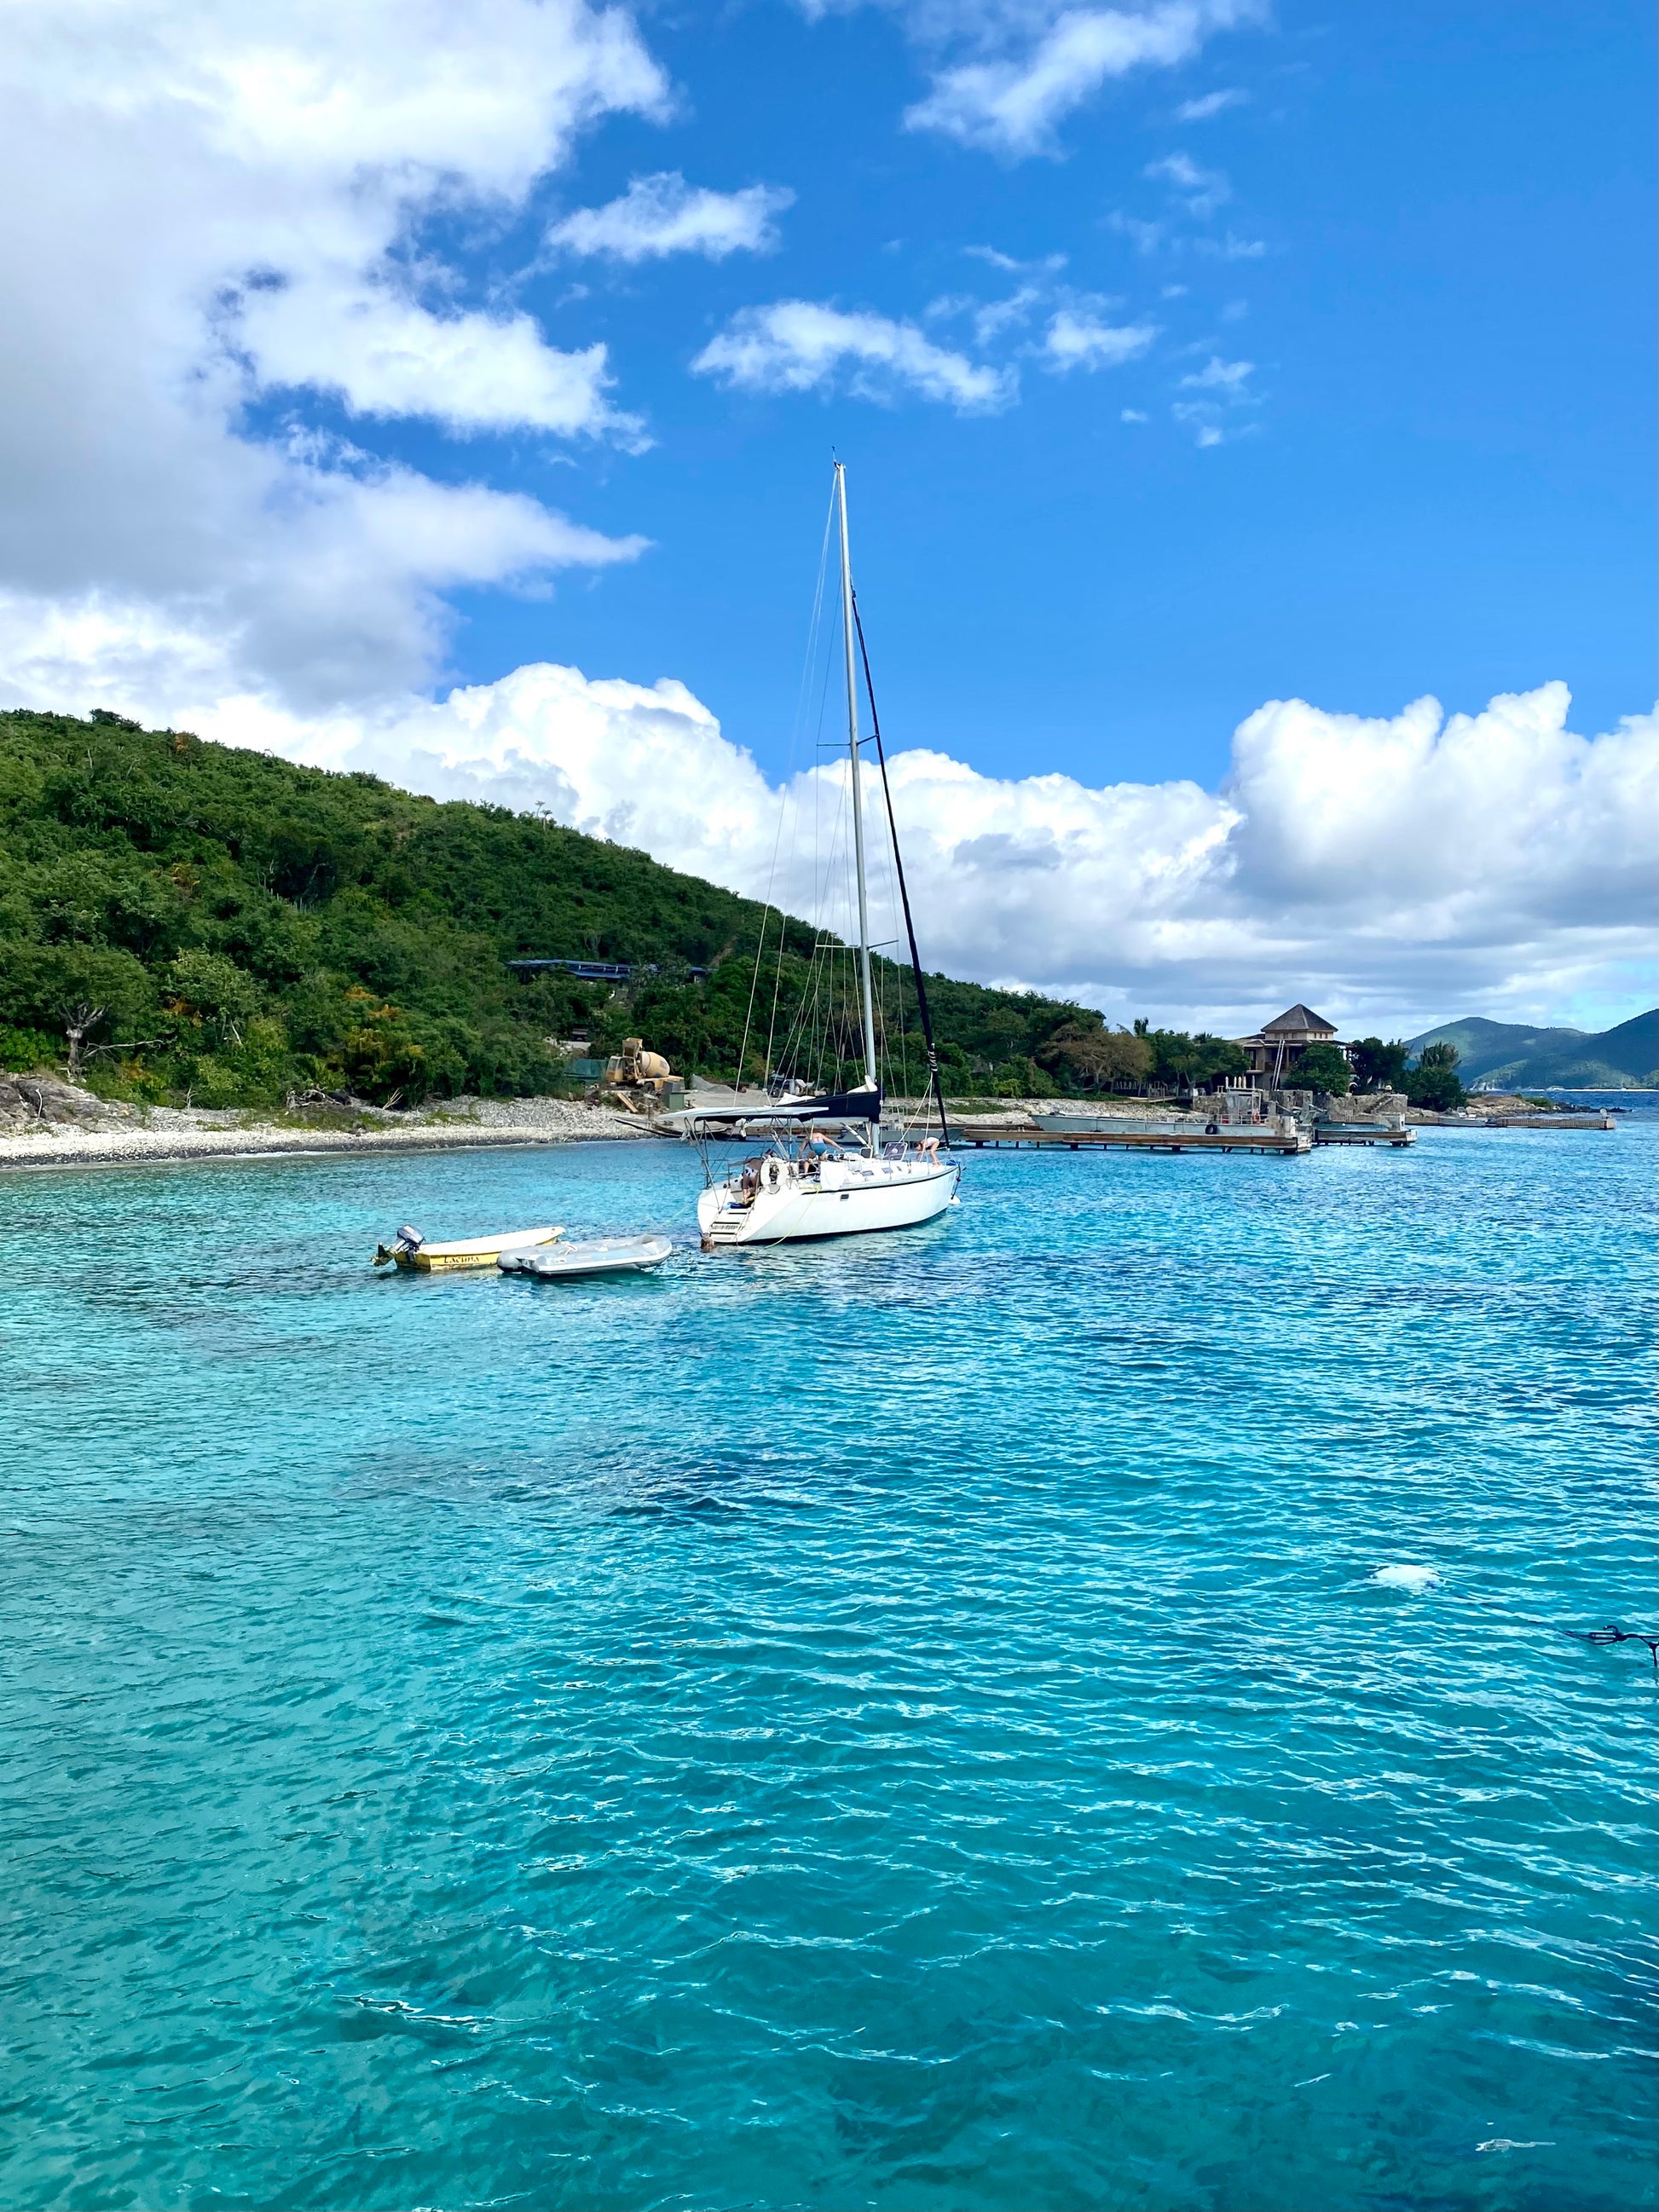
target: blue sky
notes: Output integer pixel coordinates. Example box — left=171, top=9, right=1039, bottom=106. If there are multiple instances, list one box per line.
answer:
left=387, top=0, right=1656, bottom=791
left=2, top=0, right=1652, bottom=1031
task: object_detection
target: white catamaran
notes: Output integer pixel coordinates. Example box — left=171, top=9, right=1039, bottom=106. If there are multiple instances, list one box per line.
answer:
left=692, top=464, right=961, bottom=1249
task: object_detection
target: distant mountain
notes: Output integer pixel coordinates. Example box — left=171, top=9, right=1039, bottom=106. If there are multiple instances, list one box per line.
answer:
left=1407, top=1011, right=1658, bottom=1090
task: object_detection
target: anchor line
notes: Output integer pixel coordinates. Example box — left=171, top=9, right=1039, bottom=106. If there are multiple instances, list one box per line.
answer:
left=851, top=592, right=949, bottom=1143
left=1555, top=1623, right=1659, bottom=1675
left=1452, top=1588, right=1659, bottom=1680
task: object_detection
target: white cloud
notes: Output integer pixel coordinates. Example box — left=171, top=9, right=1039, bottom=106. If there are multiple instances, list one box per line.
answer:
left=1171, top=353, right=1252, bottom=442
left=965, top=245, right=1069, bottom=273
left=1175, top=86, right=1248, bottom=119
left=0, top=0, right=664, bottom=706
left=973, top=286, right=1046, bottom=343
left=1108, top=212, right=1168, bottom=254
left=1145, top=149, right=1230, bottom=216
left=1043, top=310, right=1158, bottom=370
left=905, top=2, right=1262, bottom=159
left=1194, top=231, right=1268, bottom=259
left=1179, top=355, right=1252, bottom=390
left=237, top=282, right=645, bottom=442
left=1121, top=407, right=1150, bottom=421
left=10, top=605, right=1650, bottom=1032
left=547, top=172, right=795, bottom=261
left=693, top=302, right=1015, bottom=412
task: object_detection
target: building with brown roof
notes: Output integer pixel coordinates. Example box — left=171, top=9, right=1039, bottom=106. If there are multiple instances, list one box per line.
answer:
left=1233, top=1004, right=1350, bottom=1085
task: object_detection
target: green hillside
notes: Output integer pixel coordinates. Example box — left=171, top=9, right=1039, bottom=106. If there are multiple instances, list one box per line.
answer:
left=1407, top=1012, right=1658, bottom=1090
left=0, top=706, right=1179, bottom=1107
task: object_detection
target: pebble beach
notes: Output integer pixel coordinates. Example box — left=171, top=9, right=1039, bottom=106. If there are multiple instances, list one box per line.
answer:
left=0, top=1081, right=660, bottom=1170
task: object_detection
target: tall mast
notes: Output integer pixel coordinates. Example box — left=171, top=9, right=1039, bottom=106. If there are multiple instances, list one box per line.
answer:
left=835, top=461, right=879, bottom=1095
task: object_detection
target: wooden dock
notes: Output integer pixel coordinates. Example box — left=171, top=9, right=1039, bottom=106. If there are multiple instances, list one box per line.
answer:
left=947, top=1125, right=1309, bottom=1156
left=1313, top=1124, right=1415, bottom=1147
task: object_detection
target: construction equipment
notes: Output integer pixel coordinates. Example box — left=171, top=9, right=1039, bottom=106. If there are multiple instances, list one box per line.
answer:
left=598, top=1038, right=685, bottom=1114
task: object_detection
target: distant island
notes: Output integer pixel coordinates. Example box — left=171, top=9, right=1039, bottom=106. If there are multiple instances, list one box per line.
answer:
left=1404, top=1014, right=1658, bottom=1093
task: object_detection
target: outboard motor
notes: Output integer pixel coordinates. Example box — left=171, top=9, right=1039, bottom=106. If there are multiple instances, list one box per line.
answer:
left=373, top=1225, right=425, bottom=1268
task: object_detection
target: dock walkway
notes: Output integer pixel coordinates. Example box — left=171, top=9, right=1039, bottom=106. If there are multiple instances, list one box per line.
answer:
left=948, top=1125, right=1309, bottom=1156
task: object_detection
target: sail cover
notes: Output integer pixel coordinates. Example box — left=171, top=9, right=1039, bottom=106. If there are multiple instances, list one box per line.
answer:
left=686, top=1083, right=882, bottom=1126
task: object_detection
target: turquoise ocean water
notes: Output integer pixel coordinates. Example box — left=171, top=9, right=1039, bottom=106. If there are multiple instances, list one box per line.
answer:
left=3, top=1112, right=1654, bottom=2210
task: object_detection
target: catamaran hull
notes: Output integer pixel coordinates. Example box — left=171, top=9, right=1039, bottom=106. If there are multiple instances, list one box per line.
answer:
left=698, top=1162, right=959, bottom=1246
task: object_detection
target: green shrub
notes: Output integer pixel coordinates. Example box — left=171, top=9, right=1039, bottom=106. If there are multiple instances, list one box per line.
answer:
left=1293, top=1042, right=1352, bottom=1095
left=0, top=1024, right=61, bottom=1074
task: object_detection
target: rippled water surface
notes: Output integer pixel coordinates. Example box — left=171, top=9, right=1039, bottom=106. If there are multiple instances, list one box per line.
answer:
left=3, top=1119, right=1655, bottom=2210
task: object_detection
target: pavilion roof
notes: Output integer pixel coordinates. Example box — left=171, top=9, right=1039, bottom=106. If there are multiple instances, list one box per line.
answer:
left=1262, top=1003, right=1337, bottom=1036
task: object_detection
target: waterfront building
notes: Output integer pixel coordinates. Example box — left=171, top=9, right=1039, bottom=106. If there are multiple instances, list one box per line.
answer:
left=1233, top=1003, right=1351, bottom=1086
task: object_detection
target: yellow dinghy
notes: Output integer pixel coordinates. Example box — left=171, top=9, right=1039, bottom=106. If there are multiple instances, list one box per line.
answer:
left=373, top=1224, right=564, bottom=1273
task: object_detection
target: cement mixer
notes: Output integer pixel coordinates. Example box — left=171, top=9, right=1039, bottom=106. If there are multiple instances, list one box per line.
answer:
left=598, top=1037, right=685, bottom=1113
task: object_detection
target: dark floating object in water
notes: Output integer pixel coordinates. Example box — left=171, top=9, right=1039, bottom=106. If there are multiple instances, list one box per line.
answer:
left=1563, top=1623, right=1659, bottom=1674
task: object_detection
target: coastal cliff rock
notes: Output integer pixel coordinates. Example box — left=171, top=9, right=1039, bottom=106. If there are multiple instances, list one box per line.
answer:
left=1318, top=1089, right=1409, bottom=1126
left=0, top=1073, right=141, bottom=1131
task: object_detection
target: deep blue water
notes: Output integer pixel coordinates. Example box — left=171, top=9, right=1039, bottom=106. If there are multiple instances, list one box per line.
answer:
left=3, top=1121, right=1654, bottom=2212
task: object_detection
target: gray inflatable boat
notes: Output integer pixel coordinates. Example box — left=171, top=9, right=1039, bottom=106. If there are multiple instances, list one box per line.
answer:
left=498, top=1235, right=673, bottom=1280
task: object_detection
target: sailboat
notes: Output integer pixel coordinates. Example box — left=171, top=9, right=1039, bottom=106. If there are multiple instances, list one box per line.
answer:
left=693, top=463, right=962, bottom=1249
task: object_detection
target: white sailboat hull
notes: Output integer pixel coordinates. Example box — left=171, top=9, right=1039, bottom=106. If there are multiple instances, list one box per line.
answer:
left=698, top=1155, right=959, bottom=1246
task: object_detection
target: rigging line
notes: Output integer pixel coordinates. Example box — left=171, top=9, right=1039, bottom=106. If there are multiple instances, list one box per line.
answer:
left=795, top=770, right=852, bottom=1083
left=778, top=915, right=837, bottom=1092
left=763, top=705, right=836, bottom=1083
left=735, top=484, right=837, bottom=1093
left=852, top=592, right=950, bottom=1142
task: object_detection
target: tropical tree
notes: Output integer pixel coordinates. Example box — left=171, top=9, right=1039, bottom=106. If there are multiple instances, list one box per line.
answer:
left=1130, top=1025, right=1248, bottom=1090
left=1407, top=1041, right=1465, bottom=1111
left=0, top=943, right=155, bottom=1078
left=1042, top=1023, right=1153, bottom=1091
left=1292, top=1042, right=1352, bottom=1095
left=1350, top=1036, right=1410, bottom=1090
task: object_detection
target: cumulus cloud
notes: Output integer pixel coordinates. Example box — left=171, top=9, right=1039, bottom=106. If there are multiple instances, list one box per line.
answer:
left=9, top=598, right=1650, bottom=1032
left=237, top=284, right=645, bottom=442
left=693, top=303, right=1015, bottom=412
left=1043, top=310, right=1159, bottom=370
left=904, top=1, right=1263, bottom=159
left=548, top=172, right=795, bottom=261
left=0, top=0, right=663, bottom=705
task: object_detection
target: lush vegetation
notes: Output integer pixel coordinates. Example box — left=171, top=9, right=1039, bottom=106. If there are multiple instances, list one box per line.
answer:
left=1, top=707, right=1251, bottom=1108
left=1403, top=1041, right=1466, bottom=1112
left=1350, top=1036, right=1411, bottom=1091
left=1336, top=1031, right=1477, bottom=1106
left=1286, top=1042, right=1351, bottom=1095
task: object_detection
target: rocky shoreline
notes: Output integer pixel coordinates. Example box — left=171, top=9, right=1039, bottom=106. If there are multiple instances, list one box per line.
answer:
left=1, top=1073, right=1612, bottom=1174
left=0, top=1075, right=661, bottom=1170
